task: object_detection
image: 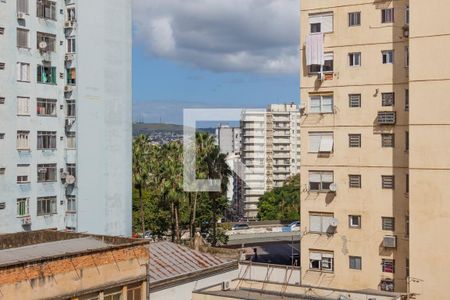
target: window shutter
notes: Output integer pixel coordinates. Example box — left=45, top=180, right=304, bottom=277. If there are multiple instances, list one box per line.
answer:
left=309, top=215, right=322, bottom=232
left=309, top=252, right=322, bottom=260
left=321, top=172, right=333, bottom=183
left=51, top=67, right=56, bottom=84
left=322, top=215, right=333, bottom=232
left=309, top=172, right=321, bottom=183
left=319, top=135, right=334, bottom=152
left=308, top=133, right=322, bottom=152
left=321, top=14, right=333, bottom=33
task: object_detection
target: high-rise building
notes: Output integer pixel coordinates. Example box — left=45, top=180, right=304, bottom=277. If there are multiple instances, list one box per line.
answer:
left=300, top=1, right=449, bottom=299
left=0, top=0, right=132, bottom=236
left=241, top=104, right=300, bottom=220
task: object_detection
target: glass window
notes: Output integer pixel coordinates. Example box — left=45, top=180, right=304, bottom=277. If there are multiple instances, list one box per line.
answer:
left=37, top=163, right=57, bottom=182
left=37, top=196, right=57, bottom=215
left=17, top=28, right=29, bottom=48
left=37, top=131, right=57, bottom=150
left=349, top=215, right=361, bottom=228
left=382, top=259, right=395, bottom=273
left=349, top=256, right=362, bottom=270
left=382, top=8, right=394, bottom=23
left=37, top=98, right=57, bottom=116
left=309, top=171, right=334, bottom=192
left=17, top=62, right=30, bottom=82
left=309, top=95, right=333, bottom=113
left=382, top=50, right=394, bottom=64
left=37, top=65, right=57, bottom=84
left=348, top=52, right=361, bottom=66
left=348, top=12, right=361, bottom=26
left=17, top=198, right=29, bottom=217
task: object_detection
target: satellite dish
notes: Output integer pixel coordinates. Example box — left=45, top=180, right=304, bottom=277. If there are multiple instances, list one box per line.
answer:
left=329, top=218, right=339, bottom=227
left=39, top=41, right=48, bottom=50
left=329, top=183, right=337, bottom=192
left=65, top=175, right=76, bottom=185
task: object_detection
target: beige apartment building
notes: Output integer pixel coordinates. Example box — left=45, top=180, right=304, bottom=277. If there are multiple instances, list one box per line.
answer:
left=300, top=1, right=450, bottom=299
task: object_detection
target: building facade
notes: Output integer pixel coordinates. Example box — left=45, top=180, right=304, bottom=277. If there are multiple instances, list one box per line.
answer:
left=0, top=0, right=132, bottom=236
left=241, top=104, right=300, bottom=220
left=300, top=0, right=410, bottom=294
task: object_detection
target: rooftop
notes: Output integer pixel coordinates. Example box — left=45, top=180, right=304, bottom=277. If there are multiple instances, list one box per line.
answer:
left=0, top=230, right=149, bottom=268
left=149, top=241, right=238, bottom=288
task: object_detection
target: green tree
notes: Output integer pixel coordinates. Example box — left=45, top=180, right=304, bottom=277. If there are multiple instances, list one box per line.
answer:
left=258, top=174, right=300, bottom=221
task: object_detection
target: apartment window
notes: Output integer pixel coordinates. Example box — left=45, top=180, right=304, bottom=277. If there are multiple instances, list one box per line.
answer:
left=382, top=92, right=395, bottom=106
left=348, top=134, right=361, bottom=148
left=349, top=175, right=361, bottom=188
left=66, top=68, right=76, bottom=85
left=66, top=100, right=76, bottom=117
left=382, top=259, right=395, bottom=273
left=309, top=213, right=334, bottom=234
left=308, top=132, right=333, bottom=153
left=67, top=195, right=76, bottom=212
left=382, top=176, right=395, bottom=189
left=37, top=32, right=56, bottom=52
left=37, top=196, right=57, bottom=216
left=381, top=134, right=395, bottom=148
left=37, top=65, right=57, bottom=84
left=104, top=290, right=123, bottom=300
left=309, top=251, right=334, bottom=272
left=17, top=97, right=30, bottom=115
left=17, top=28, right=29, bottom=48
left=37, top=98, right=57, bottom=116
left=66, top=132, right=76, bottom=149
left=37, top=163, right=57, bottom=182
left=405, top=5, right=409, bottom=25
left=405, top=46, right=409, bottom=67
left=17, top=164, right=30, bottom=183
left=349, top=94, right=361, bottom=108
left=381, top=8, right=394, bottom=23
left=0, top=168, right=5, bottom=175
left=348, top=52, right=361, bottom=66
left=382, top=217, right=395, bottom=231
left=348, top=12, right=361, bottom=26
left=405, top=215, right=409, bottom=238
left=0, top=133, right=4, bottom=139
left=16, top=131, right=29, bottom=150
left=67, top=163, right=76, bottom=177
left=37, top=131, right=56, bottom=150
left=406, top=174, right=409, bottom=193
left=0, top=28, right=4, bottom=35
left=127, top=285, right=142, bottom=300
left=17, top=62, right=30, bottom=82
left=37, top=0, right=56, bottom=20
left=309, top=94, right=333, bottom=113
left=405, top=131, right=409, bottom=151
left=309, top=52, right=334, bottom=74
left=67, top=7, right=76, bottom=21
left=17, top=0, right=29, bottom=14
left=309, top=12, right=333, bottom=33
left=349, top=215, right=361, bottom=228
left=382, top=50, right=394, bottom=64
left=404, top=89, right=409, bottom=111
left=381, top=280, right=394, bottom=292
left=67, top=38, right=76, bottom=53
left=309, top=171, right=333, bottom=192
left=0, top=97, right=5, bottom=104
left=349, top=256, right=362, bottom=270
left=17, top=198, right=29, bottom=217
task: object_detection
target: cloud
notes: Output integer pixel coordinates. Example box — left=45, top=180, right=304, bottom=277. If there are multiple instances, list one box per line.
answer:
left=133, top=0, right=299, bottom=74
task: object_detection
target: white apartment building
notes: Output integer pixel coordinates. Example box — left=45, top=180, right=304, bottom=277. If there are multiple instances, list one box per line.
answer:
left=0, top=0, right=132, bottom=236
left=240, top=104, right=300, bottom=220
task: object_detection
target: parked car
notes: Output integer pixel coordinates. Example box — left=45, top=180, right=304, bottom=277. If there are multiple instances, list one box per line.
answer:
left=232, top=223, right=250, bottom=230
left=288, top=221, right=300, bottom=230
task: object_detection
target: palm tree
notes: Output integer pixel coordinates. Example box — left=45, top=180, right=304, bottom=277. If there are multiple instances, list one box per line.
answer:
left=204, top=145, right=231, bottom=246
left=132, top=135, right=152, bottom=236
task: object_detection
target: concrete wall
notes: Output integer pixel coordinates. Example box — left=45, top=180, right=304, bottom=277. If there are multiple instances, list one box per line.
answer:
left=409, top=1, right=450, bottom=299
left=300, top=0, right=409, bottom=292
left=76, top=0, right=132, bottom=236
left=151, top=269, right=238, bottom=300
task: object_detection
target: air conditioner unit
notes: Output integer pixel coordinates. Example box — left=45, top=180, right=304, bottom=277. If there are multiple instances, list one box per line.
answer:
left=65, top=54, right=74, bottom=62
left=22, top=217, right=32, bottom=225
left=221, top=281, right=231, bottom=291
left=17, top=12, right=26, bottom=20
left=383, top=235, right=397, bottom=248
left=64, top=85, right=73, bottom=93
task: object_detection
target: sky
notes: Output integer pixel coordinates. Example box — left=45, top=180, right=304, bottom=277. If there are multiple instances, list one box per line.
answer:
left=132, top=0, right=300, bottom=125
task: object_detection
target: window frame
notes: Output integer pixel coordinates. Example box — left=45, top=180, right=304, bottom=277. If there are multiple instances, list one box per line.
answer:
left=17, top=28, right=29, bottom=49
left=16, top=198, right=30, bottom=217
left=37, top=98, right=57, bottom=117
left=17, top=62, right=30, bottom=82
left=348, top=175, right=362, bottom=188
left=348, top=52, right=361, bottom=67
left=16, top=130, right=30, bottom=150
left=309, top=171, right=334, bottom=192
left=349, top=256, right=362, bottom=270
left=382, top=217, right=395, bottom=231
left=37, top=131, right=57, bottom=150
left=309, top=251, right=334, bottom=272
left=381, top=8, right=395, bottom=24
left=37, top=64, right=57, bottom=84
left=348, top=215, right=361, bottom=229
left=348, top=11, right=361, bottom=27
left=309, top=94, right=334, bottom=114
left=348, top=94, right=361, bottom=108
left=382, top=176, right=395, bottom=189
left=37, top=196, right=57, bottom=216
left=37, top=163, right=57, bottom=183
left=381, top=134, right=395, bottom=148
left=382, top=50, right=394, bottom=64
left=381, top=259, right=395, bottom=273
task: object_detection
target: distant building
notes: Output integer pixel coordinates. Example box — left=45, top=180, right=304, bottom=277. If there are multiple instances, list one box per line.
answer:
left=240, top=104, right=301, bottom=220
left=0, top=0, right=132, bottom=236
left=0, top=230, right=149, bottom=299
left=216, top=125, right=242, bottom=216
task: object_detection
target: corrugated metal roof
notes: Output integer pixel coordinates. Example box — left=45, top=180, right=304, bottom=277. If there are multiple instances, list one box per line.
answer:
left=0, top=237, right=111, bottom=267
left=149, top=241, right=232, bottom=283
